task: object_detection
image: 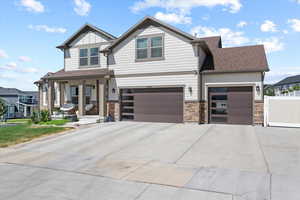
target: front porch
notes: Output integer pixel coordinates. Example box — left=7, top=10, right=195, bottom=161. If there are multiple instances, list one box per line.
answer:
left=36, top=69, right=113, bottom=122
left=48, top=79, right=107, bottom=120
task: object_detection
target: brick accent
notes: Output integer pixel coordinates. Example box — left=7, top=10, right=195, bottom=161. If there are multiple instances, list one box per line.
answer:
left=107, top=102, right=120, bottom=121
left=199, top=101, right=208, bottom=124
left=184, top=101, right=200, bottom=123
left=254, top=100, right=264, bottom=125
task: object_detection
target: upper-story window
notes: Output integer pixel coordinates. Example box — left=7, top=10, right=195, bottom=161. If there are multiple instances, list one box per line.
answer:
left=136, top=35, right=164, bottom=61
left=79, top=47, right=99, bottom=67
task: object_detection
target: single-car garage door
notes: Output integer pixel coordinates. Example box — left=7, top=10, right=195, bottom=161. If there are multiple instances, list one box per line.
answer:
left=209, top=87, right=253, bottom=125
left=120, top=88, right=183, bottom=123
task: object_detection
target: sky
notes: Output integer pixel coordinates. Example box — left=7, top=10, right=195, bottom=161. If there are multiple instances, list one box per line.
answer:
left=0, top=0, right=300, bottom=91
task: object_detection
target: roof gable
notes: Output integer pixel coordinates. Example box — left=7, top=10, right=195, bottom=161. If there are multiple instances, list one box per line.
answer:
left=104, top=16, right=197, bottom=52
left=57, top=24, right=117, bottom=49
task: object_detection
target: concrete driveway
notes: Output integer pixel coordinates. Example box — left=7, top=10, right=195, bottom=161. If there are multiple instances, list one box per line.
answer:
left=0, top=122, right=300, bottom=200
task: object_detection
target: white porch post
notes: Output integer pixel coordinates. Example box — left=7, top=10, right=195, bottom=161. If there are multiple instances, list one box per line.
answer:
left=78, top=80, right=86, bottom=116
left=47, top=80, right=55, bottom=114
left=98, top=79, right=107, bottom=122
left=24, top=106, right=27, bottom=117
left=59, top=82, right=65, bottom=107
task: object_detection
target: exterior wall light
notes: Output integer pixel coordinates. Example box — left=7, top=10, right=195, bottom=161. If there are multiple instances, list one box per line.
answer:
left=188, top=86, right=193, bottom=94
left=256, top=85, right=260, bottom=92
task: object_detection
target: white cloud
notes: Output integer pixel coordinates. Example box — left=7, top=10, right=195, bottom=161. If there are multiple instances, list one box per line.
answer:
left=0, top=62, right=17, bottom=70
left=255, top=37, right=284, bottom=53
left=18, top=56, right=32, bottom=62
left=283, top=30, right=289, bottom=34
left=19, top=0, right=44, bottom=13
left=191, top=26, right=249, bottom=46
left=0, top=49, right=8, bottom=58
left=237, top=21, right=247, bottom=28
left=73, top=0, right=91, bottom=16
left=294, top=0, right=300, bottom=4
left=20, top=67, right=39, bottom=73
left=130, top=0, right=242, bottom=14
left=154, top=12, right=191, bottom=24
left=288, top=18, right=300, bottom=32
left=28, top=25, right=67, bottom=33
left=260, top=20, right=278, bottom=32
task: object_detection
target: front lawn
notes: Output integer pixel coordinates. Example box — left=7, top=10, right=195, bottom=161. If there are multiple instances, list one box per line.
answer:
left=38, top=119, right=70, bottom=126
left=6, top=119, right=31, bottom=124
left=0, top=124, right=69, bottom=147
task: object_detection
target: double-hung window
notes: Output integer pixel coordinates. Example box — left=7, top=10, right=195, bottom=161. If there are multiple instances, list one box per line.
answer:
left=79, top=47, right=99, bottom=67
left=136, top=35, right=163, bottom=61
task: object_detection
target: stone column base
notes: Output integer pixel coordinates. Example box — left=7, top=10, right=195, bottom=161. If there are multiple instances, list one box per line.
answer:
left=184, top=101, right=200, bottom=123
left=254, top=100, right=264, bottom=125
left=199, top=101, right=208, bottom=124
left=107, top=101, right=120, bottom=121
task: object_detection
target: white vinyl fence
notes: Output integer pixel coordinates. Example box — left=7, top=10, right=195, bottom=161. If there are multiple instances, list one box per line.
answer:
left=264, top=96, right=300, bottom=127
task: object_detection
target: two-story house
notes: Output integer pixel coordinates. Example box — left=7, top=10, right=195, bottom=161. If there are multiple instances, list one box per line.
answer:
left=273, top=74, right=300, bottom=96
left=35, top=16, right=269, bottom=125
left=0, top=87, right=38, bottom=119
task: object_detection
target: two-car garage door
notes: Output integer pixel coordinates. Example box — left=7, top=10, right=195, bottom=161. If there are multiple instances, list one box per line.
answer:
left=119, top=86, right=253, bottom=125
left=120, top=88, right=183, bottom=123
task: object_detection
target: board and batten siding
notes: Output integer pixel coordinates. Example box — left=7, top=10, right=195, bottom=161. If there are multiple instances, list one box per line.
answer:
left=64, top=31, right=111, bottom=71
left=109, top=74, right=198, bottom=101
left=202, top=72, right=263, bottom=101
left=108, top=25, right=205, bottom=101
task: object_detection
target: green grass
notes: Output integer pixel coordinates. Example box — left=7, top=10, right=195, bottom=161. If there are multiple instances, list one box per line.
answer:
left=38, top=119, right=70, bottom=126
left=0, top=124, right=69, bottom=147
left=6, top=119, right=31, bottom=124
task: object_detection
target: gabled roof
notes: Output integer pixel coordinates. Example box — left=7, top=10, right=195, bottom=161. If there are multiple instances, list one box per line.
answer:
left=274, top=74, right=300, bottom=86
left=202, top=45, right=269, bottom=73
left=103, top=16, right=202, bottom=52
left=57, top=24, right=117, bottom=49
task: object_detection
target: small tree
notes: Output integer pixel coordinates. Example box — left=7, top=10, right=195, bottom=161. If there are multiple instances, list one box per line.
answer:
left=0, top=98, right=7, bottom=119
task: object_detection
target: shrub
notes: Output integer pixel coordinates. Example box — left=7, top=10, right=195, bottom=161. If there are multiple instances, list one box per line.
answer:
left=40, top=110, right=51, bottom=122
left=31, top=111, right=40, bottom=124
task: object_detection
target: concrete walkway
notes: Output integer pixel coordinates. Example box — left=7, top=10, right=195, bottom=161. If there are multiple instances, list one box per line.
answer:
left=0, top=122, right=300, bottom=200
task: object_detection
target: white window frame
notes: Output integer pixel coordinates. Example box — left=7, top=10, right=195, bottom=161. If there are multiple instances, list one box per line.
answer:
left=135, top=33, right=164, bottom=62
left=79, top=47, right=100, bottom=68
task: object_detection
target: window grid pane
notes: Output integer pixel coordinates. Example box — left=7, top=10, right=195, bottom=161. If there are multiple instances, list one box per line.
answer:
left=151, top=47, right=162, bottom=58
left=90, top=56, right=99, bottom=65
left=80, top=58, right=88, bottom=66
left=151, top=37, right=162, bottom=47
left=90, top=48, right=99, bottom=56
left=137, top=38, right=148, bottom=49
left=80, top=49, right=88, bottom=57
left=137, top=49, right=148, bottom=59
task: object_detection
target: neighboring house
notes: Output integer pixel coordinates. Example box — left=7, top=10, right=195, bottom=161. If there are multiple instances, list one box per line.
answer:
left=273, top=75, right=300, bottom=96
left=264, top=84, right=275, bottom=96
left=0, top=87, right=38, bottom=119
left=35, top=16, right=269, bottom=125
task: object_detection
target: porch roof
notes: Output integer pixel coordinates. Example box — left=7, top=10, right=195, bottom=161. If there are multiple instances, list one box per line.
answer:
left=41, top=68, right=112, bottom=80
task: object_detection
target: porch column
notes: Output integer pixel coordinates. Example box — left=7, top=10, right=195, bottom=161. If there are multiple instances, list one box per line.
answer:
left=98, top=79, right=107, bottom=122
left=78, top=80, right=86, bottom=116
left=47, top=80, right=55, bottom=114
left=59, top=82, right=65, bottom=107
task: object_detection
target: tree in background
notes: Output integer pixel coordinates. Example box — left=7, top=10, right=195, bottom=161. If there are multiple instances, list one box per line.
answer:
left=0, top=98, right=7, bottom=119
